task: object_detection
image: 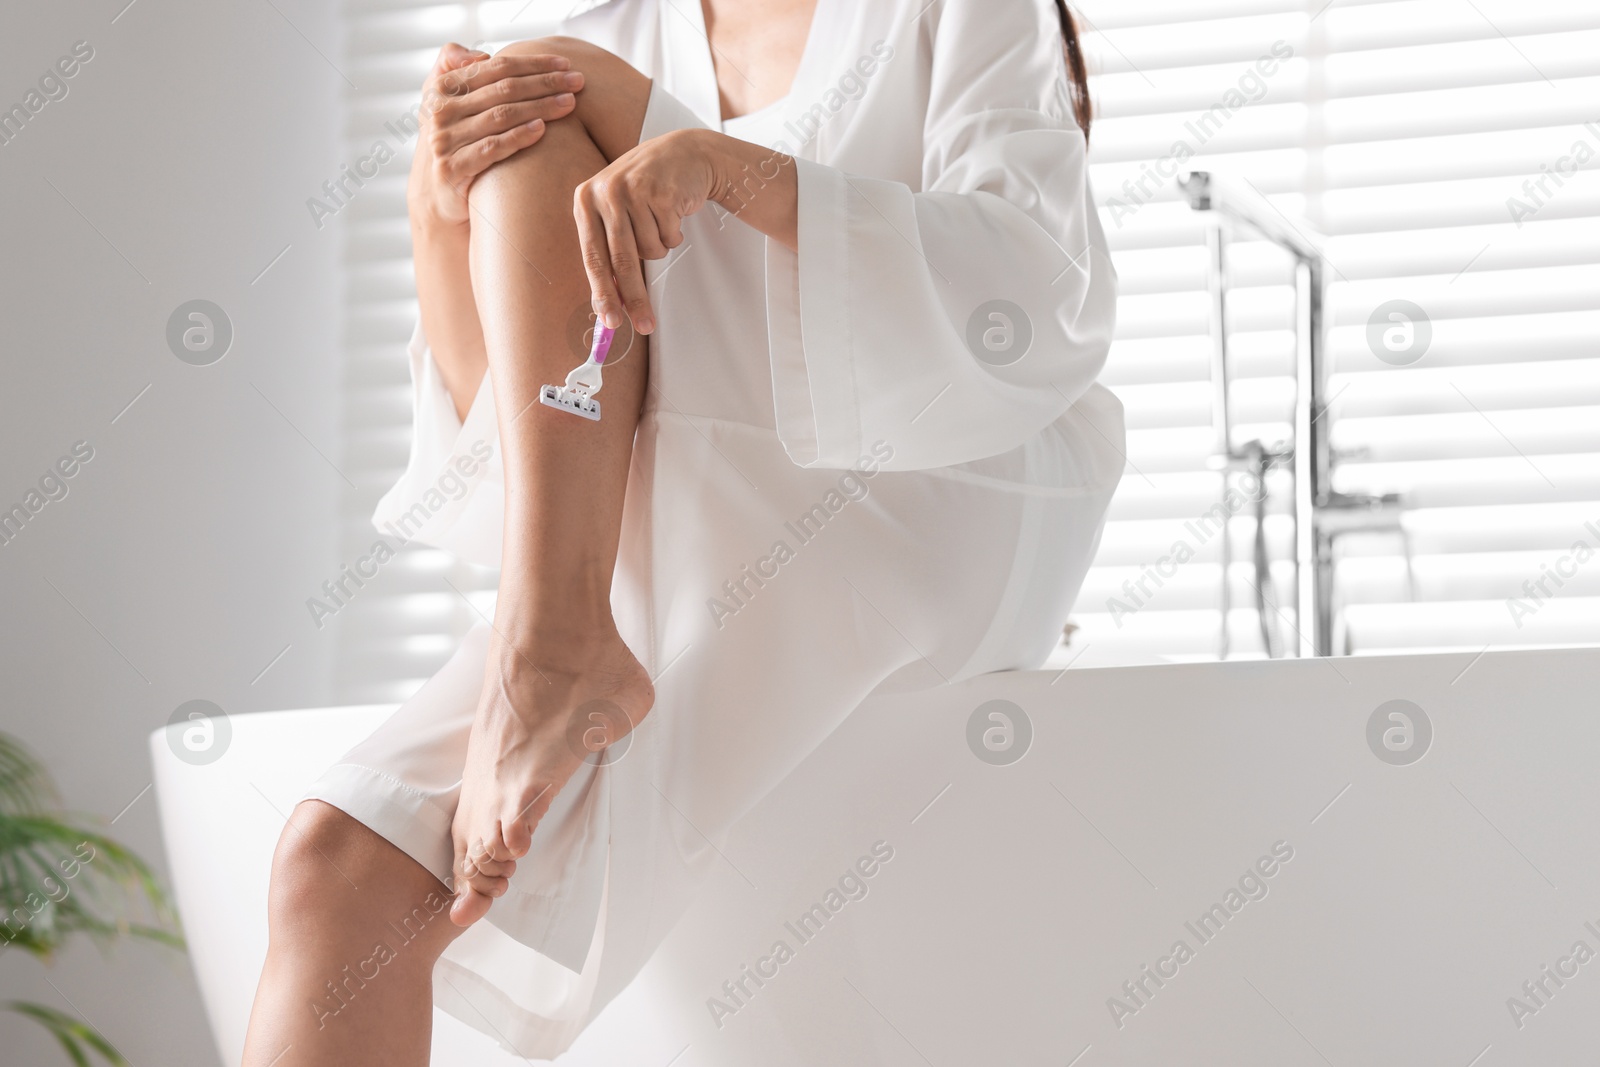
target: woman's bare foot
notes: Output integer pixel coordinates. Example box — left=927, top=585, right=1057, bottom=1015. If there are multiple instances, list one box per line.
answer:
left=448, top=627, right=653, bottom=925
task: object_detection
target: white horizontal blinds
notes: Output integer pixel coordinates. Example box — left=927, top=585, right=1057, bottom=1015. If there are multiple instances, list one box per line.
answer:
left=1070, top=0, right=1319, bottom=664
left=1320, top=0, right=1600, bottom=655
left=1069, top=0, right=1600, bottom=664
left=334, top=0, right=568, bottom=703
left=332, top=1, right=617, bottom=703
left=334, top=0, right=474, bottom=704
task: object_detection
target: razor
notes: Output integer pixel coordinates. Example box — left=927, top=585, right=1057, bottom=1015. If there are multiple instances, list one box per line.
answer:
left=539, top=324, right=616, bottom=421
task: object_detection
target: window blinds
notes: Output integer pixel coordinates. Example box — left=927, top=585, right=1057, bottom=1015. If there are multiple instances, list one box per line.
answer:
left=334, top=1, right=616, bottom=702
left=1070, top=0, right=1600, bottom=665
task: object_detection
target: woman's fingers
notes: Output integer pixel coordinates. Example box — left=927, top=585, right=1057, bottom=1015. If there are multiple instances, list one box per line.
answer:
left=443, top=120, right=549, bottom=190
left=432, top=42, right=487, bottom=77
left=572, top=131, right=721, bottom=334
left=651, top=203, right=685, bottom=251
left=577, top=191, right=664, bottom=335
left=436, top=70, right=584, bottom=124
left=599, top=196, right=656, bottom=334
left=632, top=202, right=670, bottom=262
left=575, top=182, right=625, bottom=330
left=445, top=52, right=573, bottom=96
left=414, top=46, right=586, bottom=222
left=432, top=94, right=575, bottom=157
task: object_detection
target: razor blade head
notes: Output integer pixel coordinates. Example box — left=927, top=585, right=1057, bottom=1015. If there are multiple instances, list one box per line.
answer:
left=540, top=384, right=601, bottom=421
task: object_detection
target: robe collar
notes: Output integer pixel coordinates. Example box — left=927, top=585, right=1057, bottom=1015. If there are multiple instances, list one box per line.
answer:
left=595, top=0, right=840, bottom=136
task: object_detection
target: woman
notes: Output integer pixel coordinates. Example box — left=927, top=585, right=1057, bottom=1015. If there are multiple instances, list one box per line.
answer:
left=243, top=0, right=1121, bottom=1062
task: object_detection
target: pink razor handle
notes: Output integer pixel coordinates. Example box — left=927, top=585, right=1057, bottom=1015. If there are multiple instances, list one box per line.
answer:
left=591, top=324, right=616, bottom=364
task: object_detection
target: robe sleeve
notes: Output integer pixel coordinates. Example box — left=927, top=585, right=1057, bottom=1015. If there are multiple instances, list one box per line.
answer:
left=763, top=0, right=1116, bottom=472
left=370, top=320, right=506, bottom=567
left=382, top=321, right=462, bottom=502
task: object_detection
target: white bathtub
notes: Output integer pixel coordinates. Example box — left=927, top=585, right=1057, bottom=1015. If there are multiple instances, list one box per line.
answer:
left=152, top=647, right=1600, bottom=1066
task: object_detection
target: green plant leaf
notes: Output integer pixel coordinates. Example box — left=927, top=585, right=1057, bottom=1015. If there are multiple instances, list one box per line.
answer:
left=0, top=732, right=184, bottom=1067
left=5, top=1001, right=128, bottom=1066
left=0, top=735, right=183, bottom=960
left=0, top=734, right=57, bottom=816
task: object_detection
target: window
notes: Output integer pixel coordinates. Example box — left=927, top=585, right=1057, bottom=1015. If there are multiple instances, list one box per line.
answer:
left=334, top=0, right=579, bottom=702
left=1069, top=0, right=1600, bottom=665
left=332, top=0, right=1600, bottom=699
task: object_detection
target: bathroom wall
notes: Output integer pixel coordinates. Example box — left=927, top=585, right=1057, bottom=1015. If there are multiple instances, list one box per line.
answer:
left=0, top=0, right=342, bottom=1062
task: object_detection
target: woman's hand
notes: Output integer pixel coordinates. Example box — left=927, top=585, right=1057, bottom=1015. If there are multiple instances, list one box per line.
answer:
left=576, top=128, right=800, bottom=335
left=574, top=129, right=720, bottom=335
left=408, top=42, right=586, bottom=227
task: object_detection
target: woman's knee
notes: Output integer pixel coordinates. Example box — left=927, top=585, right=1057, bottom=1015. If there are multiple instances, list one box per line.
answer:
left=497, top=36, right=650, bottom=160
left=266, top=801, right=450, bottom=947
left=498, top=35, right=606, bottom=67
left=266, top=802, right=359, bottom=930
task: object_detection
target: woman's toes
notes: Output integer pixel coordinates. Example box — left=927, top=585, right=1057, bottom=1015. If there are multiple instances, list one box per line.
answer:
left=471, top=853, right=518, bottom=879
left=467, top=870, right=508, bottom=897
left=466, top=828, right=517, bottom=868
left=450, top=887, right=495, bottom=926
left=500, top=816, right=534, bottom=858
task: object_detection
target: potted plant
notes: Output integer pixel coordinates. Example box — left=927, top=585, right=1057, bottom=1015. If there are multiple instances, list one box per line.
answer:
left=0, top=732, right=182, bottom=1065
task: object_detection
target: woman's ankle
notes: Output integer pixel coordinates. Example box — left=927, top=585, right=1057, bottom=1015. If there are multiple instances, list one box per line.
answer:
left=488, top=614, right=633, bottom=676
left=477, top=618, right=655, bottom=736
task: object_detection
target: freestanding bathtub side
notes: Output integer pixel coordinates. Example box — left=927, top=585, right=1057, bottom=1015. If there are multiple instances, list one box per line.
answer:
left=153, top=648, right=1600, bottom=1066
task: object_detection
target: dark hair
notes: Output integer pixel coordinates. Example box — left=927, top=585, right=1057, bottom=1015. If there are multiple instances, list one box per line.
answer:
left=1052, top=0, right=1092, bottom=143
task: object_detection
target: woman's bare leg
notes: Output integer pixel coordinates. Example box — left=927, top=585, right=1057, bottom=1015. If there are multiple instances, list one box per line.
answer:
left=242, top=38, right=657, bottom=1064
left=448, top=36, right=658, bottom=922
left=241, top=802, right=461, bottom=1066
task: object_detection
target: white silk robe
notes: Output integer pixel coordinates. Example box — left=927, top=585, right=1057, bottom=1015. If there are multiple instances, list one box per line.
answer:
left=303, top=0, right=1124, bottom=1055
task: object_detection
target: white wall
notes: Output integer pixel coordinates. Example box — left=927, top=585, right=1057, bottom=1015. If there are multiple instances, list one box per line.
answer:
left=0, top=0, right=343, bottom=1062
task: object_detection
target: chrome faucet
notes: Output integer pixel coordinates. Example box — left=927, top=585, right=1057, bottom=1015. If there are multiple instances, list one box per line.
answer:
left=1180, top=171, right=1411, bottom=658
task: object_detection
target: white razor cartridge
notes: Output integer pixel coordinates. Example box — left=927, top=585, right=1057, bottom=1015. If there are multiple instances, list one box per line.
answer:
left=539, top=382, right=601, bottom=420
left=539, top=324, right=616, bottom=421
